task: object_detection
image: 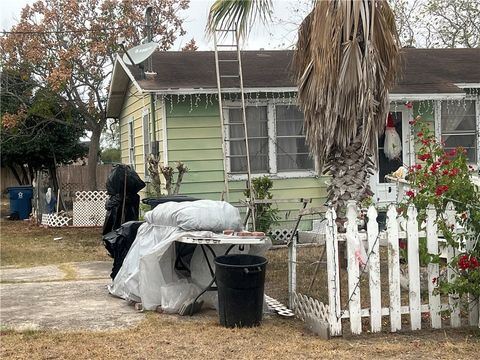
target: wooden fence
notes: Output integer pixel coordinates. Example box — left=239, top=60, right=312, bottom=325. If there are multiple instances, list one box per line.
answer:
left=289, top=200, right=480, bottom=336
left=1, top=164, right=113, bottom=193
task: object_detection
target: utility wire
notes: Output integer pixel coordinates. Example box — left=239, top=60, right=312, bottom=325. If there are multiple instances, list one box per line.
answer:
left=0, top=24, right=144, bottom=35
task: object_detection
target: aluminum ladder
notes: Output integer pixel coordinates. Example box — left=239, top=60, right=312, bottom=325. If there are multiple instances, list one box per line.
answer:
left=213, top=28, right=256, bottom=230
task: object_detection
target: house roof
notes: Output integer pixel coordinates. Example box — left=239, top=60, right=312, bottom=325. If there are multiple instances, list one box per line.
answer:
left=107, top=48, right=480, bottom=118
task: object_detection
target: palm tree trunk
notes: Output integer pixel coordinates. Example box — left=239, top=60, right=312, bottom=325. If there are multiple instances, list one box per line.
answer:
left=324, top=131, right=374, bottom=231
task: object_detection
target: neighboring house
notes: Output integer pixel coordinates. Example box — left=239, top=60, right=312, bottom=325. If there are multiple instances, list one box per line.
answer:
left=106, top=48, right=480, bottom=229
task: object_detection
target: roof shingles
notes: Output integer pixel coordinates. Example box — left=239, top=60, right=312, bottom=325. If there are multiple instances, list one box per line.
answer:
left=129, top=48, right=480, bottom=94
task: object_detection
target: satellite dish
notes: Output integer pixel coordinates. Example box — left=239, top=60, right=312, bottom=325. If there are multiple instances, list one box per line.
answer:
left=123, top=42, right=158, bottom=66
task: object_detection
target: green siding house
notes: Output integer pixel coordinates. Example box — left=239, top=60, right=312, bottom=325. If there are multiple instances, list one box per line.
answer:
left=106, top=49, right=480, bottom=229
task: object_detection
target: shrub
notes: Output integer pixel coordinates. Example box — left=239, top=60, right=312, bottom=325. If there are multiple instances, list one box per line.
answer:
left=399, top=116, right=480, bottom=298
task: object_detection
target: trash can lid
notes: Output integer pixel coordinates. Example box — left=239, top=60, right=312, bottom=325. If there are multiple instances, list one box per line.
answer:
left=214, top=254, right=268, bottom=268
left=7, top=185, right=34, bottom=191
left=142, top=195, right=199, bottom=205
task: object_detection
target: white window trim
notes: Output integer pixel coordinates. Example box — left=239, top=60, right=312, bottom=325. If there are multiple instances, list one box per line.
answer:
left=223, top=99, right=317, bottom=180
left=142, top=108, right=151, bottom=181
left=437, top=98, right=478, bottom=166
left=161, top=96, right=169, bottom=164
left=128, top=117, right=135, bottom=167
left=476, top=96, right=480, bottom=168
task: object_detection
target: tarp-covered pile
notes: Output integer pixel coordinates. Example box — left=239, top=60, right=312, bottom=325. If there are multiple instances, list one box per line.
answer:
left=109, top=200, right=271, bottom=313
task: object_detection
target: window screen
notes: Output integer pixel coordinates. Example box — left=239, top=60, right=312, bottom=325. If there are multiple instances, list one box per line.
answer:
left=275, top=105, right=313, bottom=171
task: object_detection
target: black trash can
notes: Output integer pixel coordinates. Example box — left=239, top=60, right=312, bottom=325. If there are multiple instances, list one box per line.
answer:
left=214, top=254, right=268, bottom=328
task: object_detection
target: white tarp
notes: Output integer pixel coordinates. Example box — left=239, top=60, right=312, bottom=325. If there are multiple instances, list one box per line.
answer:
left=108, top=200, right=271, bottom=312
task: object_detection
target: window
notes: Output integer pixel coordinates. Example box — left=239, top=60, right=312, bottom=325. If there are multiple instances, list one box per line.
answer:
left=226, top=102, right=314, bottom=177
left=441, top=100, right=477, bottom=163
left=128, top=119, right=135, bottom=166
left=275, top=105, right=314, bottom=171
left=229, top=106, right=269, bottom=174
left=142, top=109, right=151, bottom=178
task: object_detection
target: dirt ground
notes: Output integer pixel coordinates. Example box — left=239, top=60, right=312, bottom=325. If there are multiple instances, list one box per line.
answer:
left=1, top=217, right=479, bottom=359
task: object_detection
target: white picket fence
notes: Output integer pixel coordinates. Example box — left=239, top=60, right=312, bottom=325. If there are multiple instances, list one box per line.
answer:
left=289, top=200, right=480, bottom=336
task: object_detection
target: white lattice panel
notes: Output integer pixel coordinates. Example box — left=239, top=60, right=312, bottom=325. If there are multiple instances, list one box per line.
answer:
left=41, top=213, right=71, bottom=227
left=269, top=229, right=293, bottom=242
left=73, top=191, right=108, bottom=227
left=265, top=295, right=295, bottom=317
left=292, top=292, right=329, bottom=323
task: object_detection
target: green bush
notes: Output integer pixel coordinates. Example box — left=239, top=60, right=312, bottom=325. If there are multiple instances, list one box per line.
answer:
left=244, top=176, right=279, bottom=233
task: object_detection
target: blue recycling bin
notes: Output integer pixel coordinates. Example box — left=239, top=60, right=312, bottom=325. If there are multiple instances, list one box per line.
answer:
left=7, top=185, right=33, bottom=220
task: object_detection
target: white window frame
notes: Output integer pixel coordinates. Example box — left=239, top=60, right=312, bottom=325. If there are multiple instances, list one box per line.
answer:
left=127, top=117, right=135, bottom=167
left=223, top=99, right=317, bottom=180
left=436, top=97, right=479, bottom=167
left=142, top=108, right=151, bottom=180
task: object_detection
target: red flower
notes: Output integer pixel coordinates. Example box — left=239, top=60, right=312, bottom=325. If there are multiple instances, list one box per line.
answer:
left=405, top=102, right=413, bottom=109
left=432, top=277, right=438, bottom=285
left=435, top=185, right=449, bottom=196
left=458, top=255, right=480, bottom=270
left=409, top=164, right=423, bottom=173
left=421, top=139, right=430, bottom=145
left=399, top=240, right=407, bottom=250
left=447, top=149, right=457, bottom=157
left=406, top=190, right=416, bottom=198
left=430, top=162, right=441, bottom=174
left=417, top=132, right=424, bottom=138
left=442, top=169, right=450, bottom=176
left=459, top=255, right=470, bottom=270
left=449, top=168, right=460, bottom=177
left=442, top=159, right=450, bottom=166
left=418, top=153, right=431, bottom=161
left=409, top=119, right=416, bottom=125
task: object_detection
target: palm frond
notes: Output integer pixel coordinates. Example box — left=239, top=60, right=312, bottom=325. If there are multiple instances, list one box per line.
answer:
left=206, top=0, right=273, bottom=38
left=292, top=0, right=400, bottom=168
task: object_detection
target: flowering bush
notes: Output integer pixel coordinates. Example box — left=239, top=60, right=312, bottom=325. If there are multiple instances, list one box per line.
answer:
left=399, top=116, right=480, bottom=299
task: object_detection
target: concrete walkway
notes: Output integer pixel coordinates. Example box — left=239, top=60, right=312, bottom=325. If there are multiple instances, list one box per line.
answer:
left=0, top=262, right=145, bottom=331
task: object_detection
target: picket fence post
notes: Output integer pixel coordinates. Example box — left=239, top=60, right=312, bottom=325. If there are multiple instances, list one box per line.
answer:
left=465, top=221, right=480, bottom=326
left=346, top=201, right=362, bottom=334
left=387, top=204, right=402, bottom=332
left=407, top=204, right=422, bottom=330
left=426, top=205, right=442, bottom=328
left=325, top=207, right=342, bottom=336
left=367, top=205, right=382, bottom=333
left=445, top=202, right=461, bottom=327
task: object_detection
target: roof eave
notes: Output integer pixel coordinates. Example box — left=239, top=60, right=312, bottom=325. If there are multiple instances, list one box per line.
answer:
left=389, top=93, right=466, bottom=101
left=106, top=55, right=144, bottom=118
left=139, top=86, right=298, bottom=95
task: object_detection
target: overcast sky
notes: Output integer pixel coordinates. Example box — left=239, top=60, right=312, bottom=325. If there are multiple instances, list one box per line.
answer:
left=1, top=0, right=309, bottom=50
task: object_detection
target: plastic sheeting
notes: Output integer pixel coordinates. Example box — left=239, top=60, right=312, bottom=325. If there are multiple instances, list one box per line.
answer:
left=103, top=221, right=144, bottom=280
left=108, top=200, right=271, bottom=312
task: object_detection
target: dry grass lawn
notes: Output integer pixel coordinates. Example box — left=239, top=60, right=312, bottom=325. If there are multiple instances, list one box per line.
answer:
left=1, top=211, right=479, bottom=359
left=0, top=219, right=109, bottom=267
left=1, top=314, right=479, bottom=360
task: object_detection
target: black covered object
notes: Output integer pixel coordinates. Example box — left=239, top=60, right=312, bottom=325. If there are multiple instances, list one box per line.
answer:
left=106, top=164, right=145, bottom=195
left=214, top=254, right=268, bottom=328
left=142, top=195, right=199, bottom=210
left=103, top=221, right=143, bottom=279
left=102, top=164, right=145, bottom=235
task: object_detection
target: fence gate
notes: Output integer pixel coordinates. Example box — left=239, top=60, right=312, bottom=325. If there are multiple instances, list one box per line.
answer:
left=289, top=200, right=480, bottom=336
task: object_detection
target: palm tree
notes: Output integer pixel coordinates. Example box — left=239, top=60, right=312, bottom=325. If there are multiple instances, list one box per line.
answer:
left=207, top=0, right=400, bottom=226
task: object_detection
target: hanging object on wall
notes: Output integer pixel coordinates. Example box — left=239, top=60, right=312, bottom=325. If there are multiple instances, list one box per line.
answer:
left=384, top=113, right=402, bottom=160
